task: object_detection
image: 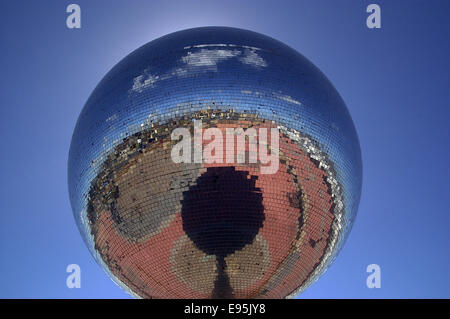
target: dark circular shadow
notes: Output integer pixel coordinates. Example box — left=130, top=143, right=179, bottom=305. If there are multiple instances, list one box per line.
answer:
left=181, top=166, right=265, bottom=257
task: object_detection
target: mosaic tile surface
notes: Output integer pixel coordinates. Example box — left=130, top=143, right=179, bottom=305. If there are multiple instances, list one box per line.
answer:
left=68, top=27, right=362, bottom=298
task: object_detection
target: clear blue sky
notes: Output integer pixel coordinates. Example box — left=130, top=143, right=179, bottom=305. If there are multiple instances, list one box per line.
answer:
left=1, top=0, right=449, bottom=298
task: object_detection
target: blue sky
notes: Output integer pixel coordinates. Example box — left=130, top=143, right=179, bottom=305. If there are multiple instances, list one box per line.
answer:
left=0, top=0, right=449, bottom=298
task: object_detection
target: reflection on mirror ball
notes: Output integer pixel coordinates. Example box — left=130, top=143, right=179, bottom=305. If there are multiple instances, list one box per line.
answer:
left=68, top=27, right=362, bottom=298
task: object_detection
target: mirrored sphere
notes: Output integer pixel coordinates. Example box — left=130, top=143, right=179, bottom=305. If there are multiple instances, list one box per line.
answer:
left=68, top=27, right=362, bottom=298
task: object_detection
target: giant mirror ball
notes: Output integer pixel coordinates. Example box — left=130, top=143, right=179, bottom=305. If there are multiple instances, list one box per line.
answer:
left=68, top=27, right=362, bottom=299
